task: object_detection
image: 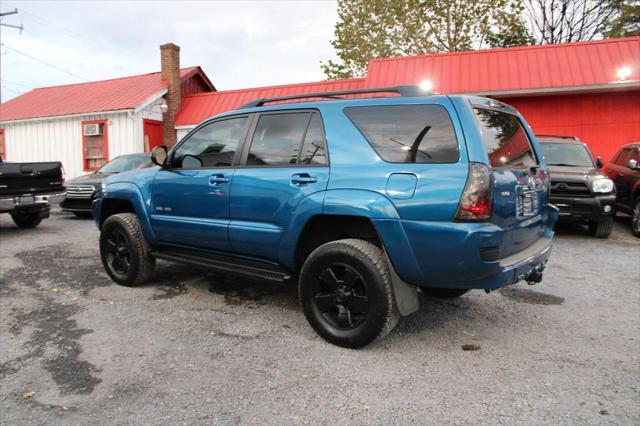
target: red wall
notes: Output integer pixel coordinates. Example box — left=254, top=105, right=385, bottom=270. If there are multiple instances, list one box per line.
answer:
left=502, top=91, right=640, bottom=164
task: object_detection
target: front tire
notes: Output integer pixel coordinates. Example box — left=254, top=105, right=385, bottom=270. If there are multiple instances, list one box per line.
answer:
left=632, top=199, right=640, bottom=238
left=299, top=239, right=399, bottom=349
left=100, top=213, right=155, bottom=286
left=423, top=288, right=469, bottom=299
left=11, top=212, right=42, bottom=229
left=588, top=217, right=613, bottom=238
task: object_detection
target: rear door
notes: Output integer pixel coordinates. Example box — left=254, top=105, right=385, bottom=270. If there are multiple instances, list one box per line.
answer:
left=228, top=111, right=329, bottom=261
left=149, top=115, right=250, bottom=251
left=473, top=107, right=549, bottom=257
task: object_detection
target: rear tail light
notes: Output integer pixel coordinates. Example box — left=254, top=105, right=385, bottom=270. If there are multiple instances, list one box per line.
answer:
left=455, top=162, right=493, bottom=221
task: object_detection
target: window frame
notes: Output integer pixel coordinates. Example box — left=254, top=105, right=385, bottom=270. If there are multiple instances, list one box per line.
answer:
left=238, top=109, right=329, bottom=168
left=82, top=119, right=109, bottom=172
left=0, top=128, right=6, bottom=160
left=472, top=106, right=541, bottom=170
left=343, top=103, right=461, bottom=165
left=167, top=114, right=252, bottom=170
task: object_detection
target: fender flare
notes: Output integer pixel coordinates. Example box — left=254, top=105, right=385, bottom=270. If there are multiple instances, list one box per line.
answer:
left=101, top=182, right=158, bottom=245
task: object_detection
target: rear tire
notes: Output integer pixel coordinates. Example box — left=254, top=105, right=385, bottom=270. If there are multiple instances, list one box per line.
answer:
left=632, top=199, right=640, bottom=238
left=588, top=217, right=613, bottom=238
left=299, top=239, right=399, bottom=349
left=100, top=213, right=155, bottom=286
left=423, top=288, right=469, bottom=299
left=11, top=212, right=42, bottom=229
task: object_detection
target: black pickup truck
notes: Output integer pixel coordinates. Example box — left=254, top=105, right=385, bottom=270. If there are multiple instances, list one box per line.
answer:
left=0, top=156, right=66, bottom=228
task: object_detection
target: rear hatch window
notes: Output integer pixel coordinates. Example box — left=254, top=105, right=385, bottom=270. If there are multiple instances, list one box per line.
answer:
left=473, top=107, right=546, bottom=257
left=344, top=105, right=459, bottom=163
left=474, top=108, right=538, bottom=169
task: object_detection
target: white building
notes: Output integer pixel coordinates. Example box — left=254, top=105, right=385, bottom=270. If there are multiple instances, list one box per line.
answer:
left=0, top=44, right=214, bottom=178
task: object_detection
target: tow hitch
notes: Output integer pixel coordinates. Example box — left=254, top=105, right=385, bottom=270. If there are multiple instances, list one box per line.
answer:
left=526, top=264, right=545, bottom=285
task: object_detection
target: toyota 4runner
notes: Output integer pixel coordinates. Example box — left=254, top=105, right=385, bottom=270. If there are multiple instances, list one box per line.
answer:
left=93, top=86, right=558, bottom=348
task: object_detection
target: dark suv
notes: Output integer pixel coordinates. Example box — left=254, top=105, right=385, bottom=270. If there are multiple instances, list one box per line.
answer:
left=94, top=86, right=558, bottom=348
left=538, top=136, right=616, bottom=238
left=605, top=143, right=640, bottom=237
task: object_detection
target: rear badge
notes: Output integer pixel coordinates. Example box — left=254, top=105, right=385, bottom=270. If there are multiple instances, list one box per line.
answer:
left=501, top=191, right=511, bottom=197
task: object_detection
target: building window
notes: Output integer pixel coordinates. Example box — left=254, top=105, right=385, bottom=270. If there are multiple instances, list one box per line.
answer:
left=82, top=120, right=108, bottom=171
left=0, top=129, right=5, bottom=160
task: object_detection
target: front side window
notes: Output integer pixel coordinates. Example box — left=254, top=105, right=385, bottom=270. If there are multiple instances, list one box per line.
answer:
left=614, top=149, right=632, bottom=166
left=247, top=112, right=312, bottom=166
left=538, top=142, right=594, bottom=167
left=344, top=105, right=459, bottom=163
left=172, top=117, right=247, bottom=168
left=474, top=108, right=538, bottom=169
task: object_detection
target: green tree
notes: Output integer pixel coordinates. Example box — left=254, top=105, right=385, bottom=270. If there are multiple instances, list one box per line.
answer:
left=322, top=0, right=529, bottom=79
left=604, top=0, right=640, bottom=37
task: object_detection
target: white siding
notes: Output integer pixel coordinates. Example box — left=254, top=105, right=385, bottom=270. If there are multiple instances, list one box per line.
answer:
left=176, top=127, right=194, bottom=142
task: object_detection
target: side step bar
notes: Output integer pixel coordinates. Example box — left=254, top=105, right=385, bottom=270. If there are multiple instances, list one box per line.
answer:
left=151, top=250, right=293, bottom=284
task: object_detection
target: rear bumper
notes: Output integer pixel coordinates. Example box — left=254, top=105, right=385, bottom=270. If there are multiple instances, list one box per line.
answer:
left=0, top=192, right=65, bottom=212
left=373, top=209, right=557, bottom=291
left=551, top=193, right=616, bottom=221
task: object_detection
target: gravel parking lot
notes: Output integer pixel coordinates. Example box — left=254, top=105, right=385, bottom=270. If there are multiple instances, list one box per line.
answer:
left=1, top=211, right=638, bottom=425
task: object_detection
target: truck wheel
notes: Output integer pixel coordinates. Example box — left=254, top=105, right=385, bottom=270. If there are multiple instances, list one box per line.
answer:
left=11, top=212, right=42, bottom=229
left=100, top=213, right=155, bottom=286
left=632, top=199, right=640, bottom=238
left=423, top=288, right=469, bottom=299
left=588, top=217, right=613, bottom=238
left=299, top=239, right=399, bottom=349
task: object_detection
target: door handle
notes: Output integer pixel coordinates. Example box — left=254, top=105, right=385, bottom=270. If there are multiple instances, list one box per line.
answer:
left=291, top=174, right=318, bottom=185
left=209, top=175, right=230, bottom=185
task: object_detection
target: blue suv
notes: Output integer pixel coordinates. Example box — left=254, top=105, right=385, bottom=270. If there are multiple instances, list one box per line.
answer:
left=94, top=86, right=558, bottom=348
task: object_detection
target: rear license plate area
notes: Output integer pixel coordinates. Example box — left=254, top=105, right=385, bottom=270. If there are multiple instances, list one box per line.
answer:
left=517, top=189, right=538, bottom=218
left=18, top=195, right=35, bottom=205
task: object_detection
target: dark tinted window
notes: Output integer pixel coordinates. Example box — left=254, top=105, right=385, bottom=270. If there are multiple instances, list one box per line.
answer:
left=247, top=113, right=310, bottom=166
left=173, top=117, right=247, bottom=168
left=299, top=113, right=327, bottom=165
left=474, top=108, right=537, bottom=168
left=344, top=105, right=459, bottom=163
left=614, top=149, right=632, bottom=165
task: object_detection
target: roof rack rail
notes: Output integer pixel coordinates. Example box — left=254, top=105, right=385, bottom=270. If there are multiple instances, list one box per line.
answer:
left=239, top=85, right=430, bottom=109
left=535, top=134, right=580, bottom=140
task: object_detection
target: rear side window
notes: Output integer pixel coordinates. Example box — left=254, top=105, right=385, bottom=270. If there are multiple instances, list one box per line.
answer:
left=247, top=112, right=327, bottom=166
left=344, top=105, right=459, bottom=163
left=474, top=108, right=538, bottom=169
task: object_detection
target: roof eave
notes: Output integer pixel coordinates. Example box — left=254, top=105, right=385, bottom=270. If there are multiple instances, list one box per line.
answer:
left=0, top=108, right=135, bottom=125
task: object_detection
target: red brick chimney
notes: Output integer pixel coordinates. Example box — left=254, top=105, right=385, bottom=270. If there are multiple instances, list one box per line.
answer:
left=160, top=43, right=181, bottom=148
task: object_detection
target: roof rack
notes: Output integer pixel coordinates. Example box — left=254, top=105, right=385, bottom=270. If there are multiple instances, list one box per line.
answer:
left=239, top=85, right=430, bottom=109
left=535, top=134, right=580, bottom=140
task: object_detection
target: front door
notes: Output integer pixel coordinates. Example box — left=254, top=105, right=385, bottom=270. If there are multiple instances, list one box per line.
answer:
left=229, top=111, right=329, bottom=261
left=150, top=115, right=250, bottom=251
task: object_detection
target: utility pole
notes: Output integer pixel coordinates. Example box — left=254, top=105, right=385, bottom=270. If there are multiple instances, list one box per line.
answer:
left=0, top=9, right=24, bottom=33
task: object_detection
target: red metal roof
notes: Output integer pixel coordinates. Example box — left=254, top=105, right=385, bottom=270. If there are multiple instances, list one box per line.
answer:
left=365, top=36, right=640, bottom=94
left=175, top=78, right=366, bottom=126
left=0, top=67, right=210, bottom=122
left=176, top=37, right=639, bottom=126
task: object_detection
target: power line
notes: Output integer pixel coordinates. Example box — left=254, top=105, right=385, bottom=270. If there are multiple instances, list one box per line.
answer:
left=1, top=43, right=90, bottom=82
left=1, top=78, right=31, bottom=89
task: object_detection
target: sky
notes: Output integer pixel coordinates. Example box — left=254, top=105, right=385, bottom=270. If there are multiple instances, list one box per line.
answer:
left=0, top=0, right=340, bottom=102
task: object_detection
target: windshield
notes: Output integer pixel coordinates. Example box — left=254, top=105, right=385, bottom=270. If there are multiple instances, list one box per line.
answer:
left=97, top=155, right=151, bottom=174
left=539, top=142, right=594, bottom=167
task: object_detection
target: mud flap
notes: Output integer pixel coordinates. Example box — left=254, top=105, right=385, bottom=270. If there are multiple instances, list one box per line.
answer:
left=385, top=252, right=419, bottom=316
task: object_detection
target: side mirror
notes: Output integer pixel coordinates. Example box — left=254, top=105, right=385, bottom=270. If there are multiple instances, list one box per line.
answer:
left=150, top=145, right=168, bottom=167
left=596, top=156, right=604, bottom=168
left=628, top=159, right=639, bottom=170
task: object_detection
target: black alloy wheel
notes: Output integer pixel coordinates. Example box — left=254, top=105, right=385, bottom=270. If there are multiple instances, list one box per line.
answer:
left=102, top=228, right=132, bottom=280
left=312, top=263, right=370, bottom=330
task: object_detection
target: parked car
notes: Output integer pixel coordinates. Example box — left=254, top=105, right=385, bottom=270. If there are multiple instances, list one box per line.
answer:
left=537, top=136, right=616, bottom=238
left=605, top=142, right=640, bottom=237
left=0, top=155, right=65, bottom=228
left=61, top=153, right=152, bottom=217
left=93, top=86, right=558, bottom=348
